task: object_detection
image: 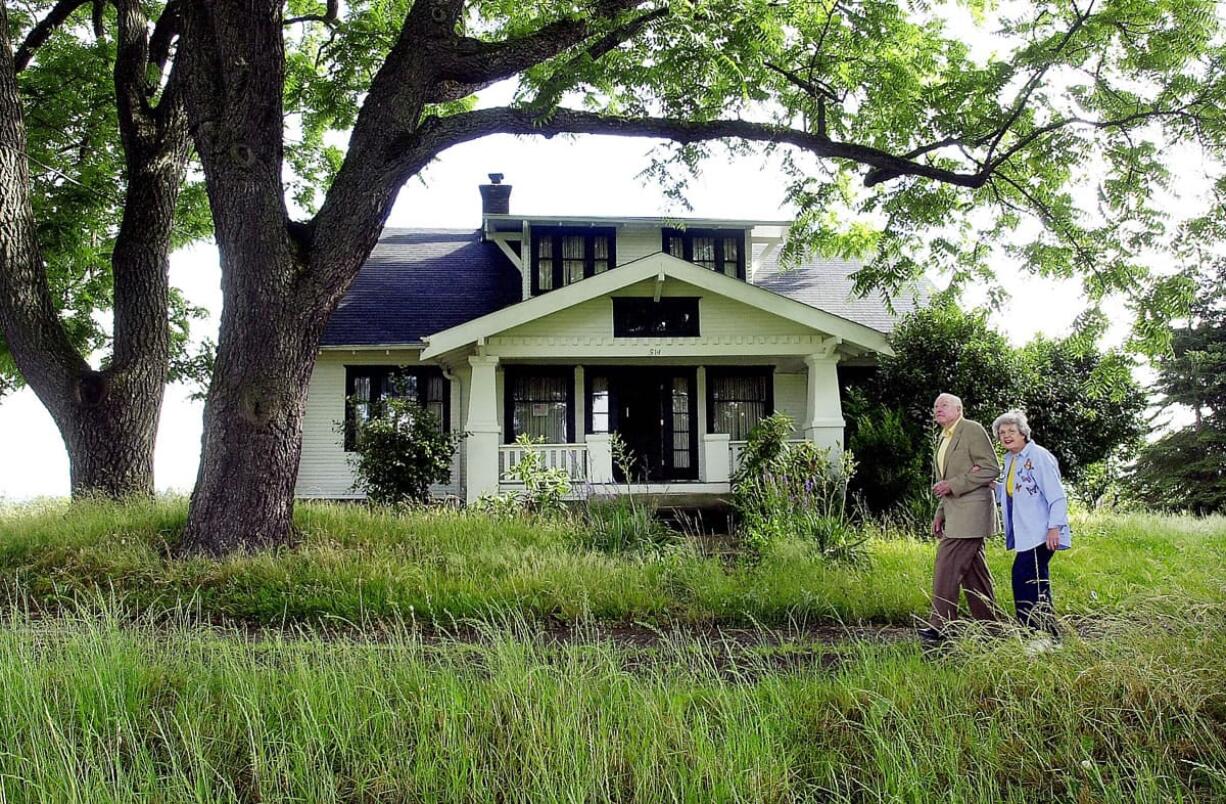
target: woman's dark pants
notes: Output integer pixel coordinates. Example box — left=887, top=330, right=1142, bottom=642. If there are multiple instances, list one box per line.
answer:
left=1012, top=545, right=1057, bottom=635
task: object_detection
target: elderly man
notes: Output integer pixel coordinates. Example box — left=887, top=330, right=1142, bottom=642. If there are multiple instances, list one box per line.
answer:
left=920, top=393, right=1001, bottom=644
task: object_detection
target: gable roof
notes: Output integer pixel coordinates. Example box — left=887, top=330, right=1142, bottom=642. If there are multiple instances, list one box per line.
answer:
left=320, top=228, right=521, bottom=347
left=751, top=247, right=928, bottom=334
left=420, top=252, right=892, bottom=360
left=320, top=226, right=926, bottom=351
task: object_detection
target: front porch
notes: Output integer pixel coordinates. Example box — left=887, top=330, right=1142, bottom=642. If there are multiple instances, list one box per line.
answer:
left=495, top=436, right=809, bottom=497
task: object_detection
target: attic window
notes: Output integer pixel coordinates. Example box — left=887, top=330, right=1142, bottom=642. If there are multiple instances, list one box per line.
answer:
left=662, top=228, right=745, bottom=279
left=531, top=226, right=616, bottom=294
left=613, top=297, right=700, bottom=338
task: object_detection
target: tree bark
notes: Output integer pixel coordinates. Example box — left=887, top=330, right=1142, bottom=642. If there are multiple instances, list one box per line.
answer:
left=0, top=1, right=189, bottom=498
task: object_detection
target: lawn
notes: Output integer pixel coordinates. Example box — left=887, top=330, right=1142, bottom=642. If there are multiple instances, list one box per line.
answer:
left=1, top=499, right=1224, bottom=802
left=0, top=498, right=1222, bottom=628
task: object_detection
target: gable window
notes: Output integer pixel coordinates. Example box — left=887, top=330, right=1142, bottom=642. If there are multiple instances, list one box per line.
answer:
left=707, top=367, right=773, bottom=440
left=505, top=368, right=575, bottom=443
left=344, top=365, right=449, bottom=450
left=662, top=227, right=745, bottom=279
left=531, top=226, right=616, bottom=294
left=612, top=297, right=700, bottom=338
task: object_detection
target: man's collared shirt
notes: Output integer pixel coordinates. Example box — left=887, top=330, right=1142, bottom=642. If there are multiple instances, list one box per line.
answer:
left=936, top=416, right=962, bottom=476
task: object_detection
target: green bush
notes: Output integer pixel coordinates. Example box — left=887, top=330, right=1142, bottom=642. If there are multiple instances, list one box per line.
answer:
left=348, top=398, right=462, bottom=505
left=472, top=435, right=572, bottom=515
left=578, top=497, right=679, bottom=553
left=733, top=413, right=864, bottom=561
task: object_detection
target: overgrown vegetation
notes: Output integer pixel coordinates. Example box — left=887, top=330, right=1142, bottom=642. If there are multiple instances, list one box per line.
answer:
left=845, top=303, right=1147, bottom=516
left=473, top=435, right=573, bottom=516
left=733, top=413, right=864, bottom=562
left=347, top=398, right=463, bottom=505
left=1, top=499, right=1221, bottom=629
left=0, top=599, right=1223, bottom=802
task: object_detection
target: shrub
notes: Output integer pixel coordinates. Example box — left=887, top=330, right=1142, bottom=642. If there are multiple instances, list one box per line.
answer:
left=733, top=413, right=864, bottom=562
left=473, top=435, right=572, bottom=516
left=578, top=497, right=679, bottom=553
left=348, top=398, right=462, bottom=505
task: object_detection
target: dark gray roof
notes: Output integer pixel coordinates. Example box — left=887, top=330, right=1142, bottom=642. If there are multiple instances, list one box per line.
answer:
left=751, top=246, right=927, bottom=334
left=322, top=227, right=925, bottom=347
left=321, top=228, right=522, bottom=346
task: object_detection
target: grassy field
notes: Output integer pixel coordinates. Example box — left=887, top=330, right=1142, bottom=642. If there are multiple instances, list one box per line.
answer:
left=1, top=499, right=1223, bottom=802
left=0, top=498, right=1222, bottom=627
left=0, top=603, right=1223, bottom=802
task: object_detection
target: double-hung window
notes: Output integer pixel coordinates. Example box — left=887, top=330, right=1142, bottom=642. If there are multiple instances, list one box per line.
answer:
left=344, top=366, right=448, bottom=450
left=707, top=367, right=773, bottom=440
left=505, top=369, right=575, bottom=443
left=531, top=226, right=616, bottom=294
left=662, top=227, right=745, bottom=279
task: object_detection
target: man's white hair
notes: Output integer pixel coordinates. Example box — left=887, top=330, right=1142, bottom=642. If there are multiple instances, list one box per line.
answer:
left=935, top=393, right=963, bottom=410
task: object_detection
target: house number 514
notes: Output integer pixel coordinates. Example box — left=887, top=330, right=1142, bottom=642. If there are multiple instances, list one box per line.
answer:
left=648, top=347, right=663, bottom=356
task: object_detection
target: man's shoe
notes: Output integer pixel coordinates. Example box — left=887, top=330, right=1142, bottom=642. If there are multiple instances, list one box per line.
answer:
left=917, top=626, right=944, bottom=645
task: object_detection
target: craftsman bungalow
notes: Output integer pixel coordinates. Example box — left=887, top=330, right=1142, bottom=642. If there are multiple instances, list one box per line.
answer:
left=296, top=176, right=921, bottom=502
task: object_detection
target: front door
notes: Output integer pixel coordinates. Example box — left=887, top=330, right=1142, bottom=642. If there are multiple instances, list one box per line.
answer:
left=589, top=368, right=697, bottom=482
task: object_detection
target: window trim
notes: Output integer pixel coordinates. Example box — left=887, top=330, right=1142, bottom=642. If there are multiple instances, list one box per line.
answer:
left=611, top=296, right=701, bottom=338
left=344, top=365, right=450, bottom=451
left=706, top=366, right=775, bottom=435
left=661, top=227, right=747, bottom=280
left=530, top=226, right=618, bottom=295
left=503, top=366, right=577, bottom=444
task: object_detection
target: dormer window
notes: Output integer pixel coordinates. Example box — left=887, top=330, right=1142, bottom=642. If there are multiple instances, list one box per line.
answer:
left=530, top=226, right=616, bottom=295
left=662, top=228, right=746, bottom=280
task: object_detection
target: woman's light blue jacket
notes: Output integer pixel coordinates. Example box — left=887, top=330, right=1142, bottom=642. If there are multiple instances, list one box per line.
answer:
left=995, top=440, right=1072, bottom=553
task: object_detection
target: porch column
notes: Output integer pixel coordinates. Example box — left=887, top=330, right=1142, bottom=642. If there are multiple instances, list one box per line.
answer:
left=465, top=355, right=501, bottom=503
left=803, top=353, right=845, bottom=450
left=574, top=366, right=586, bottom=441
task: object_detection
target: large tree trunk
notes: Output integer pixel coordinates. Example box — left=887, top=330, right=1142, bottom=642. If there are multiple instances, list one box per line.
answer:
left=180, top=283, right=323, bottom=553
left=0, top=1, right=189, bottom=499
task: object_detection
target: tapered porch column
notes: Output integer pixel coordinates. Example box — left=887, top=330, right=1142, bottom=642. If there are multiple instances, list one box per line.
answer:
left=465, top=355, right=501, bottom=503
left=803, top=353, right=845, bottom=450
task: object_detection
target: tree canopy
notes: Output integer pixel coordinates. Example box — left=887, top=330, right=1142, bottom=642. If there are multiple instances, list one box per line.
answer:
left=1129, top=265, right=1226, bottom=513
left=0, top=1, right=212, bottom=399
left=278, top=0, right=1226, bottom=350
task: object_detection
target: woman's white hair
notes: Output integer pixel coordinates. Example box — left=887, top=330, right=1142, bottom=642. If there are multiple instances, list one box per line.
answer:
left=992, top=409, right=1032, bottom=440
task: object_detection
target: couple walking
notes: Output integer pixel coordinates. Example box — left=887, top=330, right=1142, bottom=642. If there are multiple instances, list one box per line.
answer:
left=918, top=393, right=1072, bottom=646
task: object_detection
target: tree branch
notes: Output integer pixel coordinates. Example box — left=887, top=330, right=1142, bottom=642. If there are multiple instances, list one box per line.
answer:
left=764, top=60, right=840, bottom=103
left=13, top=0, right=91, bottom=72
left=284, top=0, right=338, bottom=27
left=433, top=0, right=650, bottom=98
left=409, top=106, right=993, bottom=189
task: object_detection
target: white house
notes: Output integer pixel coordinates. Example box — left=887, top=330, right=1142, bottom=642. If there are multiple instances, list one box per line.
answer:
left=296, top=175, right=922, bottom=503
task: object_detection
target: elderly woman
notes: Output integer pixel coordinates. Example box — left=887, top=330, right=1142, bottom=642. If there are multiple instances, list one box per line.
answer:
left=992, top=409, right=1071, bottom=636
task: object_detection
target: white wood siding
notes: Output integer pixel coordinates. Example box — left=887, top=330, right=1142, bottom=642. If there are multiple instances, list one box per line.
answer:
left=295, top=349, right=464, bottom=499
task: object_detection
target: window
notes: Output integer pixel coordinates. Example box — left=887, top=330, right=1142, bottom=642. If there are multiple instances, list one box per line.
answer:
left=531, top=226, right=616, bottom=294
left=505, top=369, right=574, bottom=443
left=344, top=365, right=448, bottom=450
left=589, top=375, right=610, bottom=434
left=662, top=227, right=745, bottom=279
left=708, top=368, right=773, bottom=440
left=612, top=297, right=700, bottom=338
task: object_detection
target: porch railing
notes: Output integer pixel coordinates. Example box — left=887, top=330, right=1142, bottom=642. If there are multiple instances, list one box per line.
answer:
left=498, top=443, right=589, bottom=483
left=728, top=439, right=807, bottom=477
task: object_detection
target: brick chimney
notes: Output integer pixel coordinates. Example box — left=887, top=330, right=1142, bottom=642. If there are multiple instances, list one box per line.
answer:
left=478, top=173, right=511, bottom=215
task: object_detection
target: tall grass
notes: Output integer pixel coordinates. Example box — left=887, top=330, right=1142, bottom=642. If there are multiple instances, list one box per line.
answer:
left=0, top=600, right=1223, bottom=802
left=0, top=498, right=1223, bottom=628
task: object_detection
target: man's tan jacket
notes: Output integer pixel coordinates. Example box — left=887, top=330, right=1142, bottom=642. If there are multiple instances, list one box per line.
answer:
left=933, top=418, right=1000, bottom=539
